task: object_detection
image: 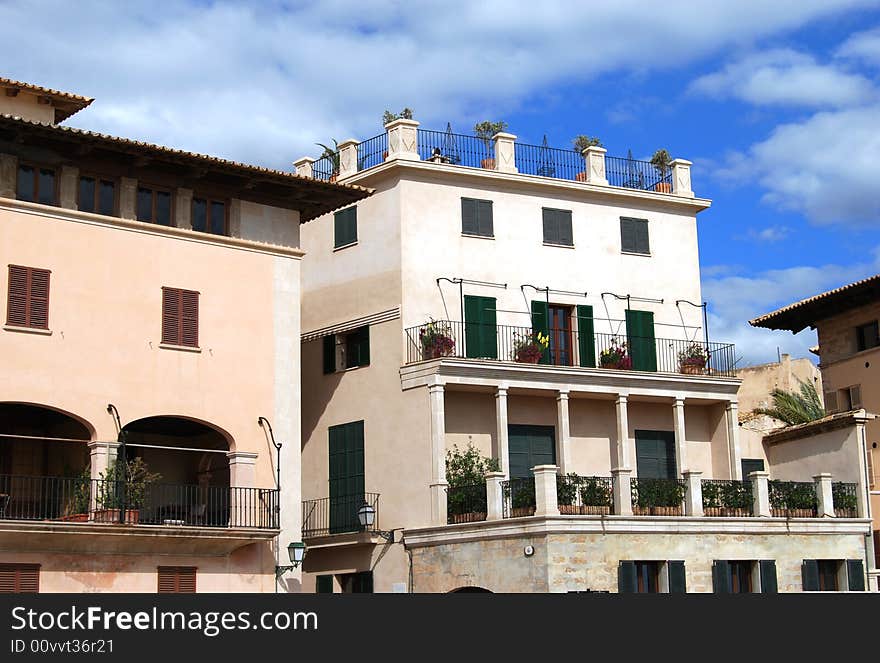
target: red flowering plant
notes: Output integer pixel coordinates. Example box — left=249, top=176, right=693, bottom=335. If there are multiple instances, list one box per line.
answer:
left=513, top=331, right=549, bottom=364
left=419, top=319, right=456, bottom=359
left=599, top=337, right=632, bottom=370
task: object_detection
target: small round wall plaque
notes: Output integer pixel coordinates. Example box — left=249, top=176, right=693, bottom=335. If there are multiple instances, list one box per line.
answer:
left=524, top=545, right=535, bottom=557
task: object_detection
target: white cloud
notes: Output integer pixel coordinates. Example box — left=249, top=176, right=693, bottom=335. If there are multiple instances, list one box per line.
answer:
left=689, top=49, right=877, bottom=107
left=742, top=226, right=790, bottom=242
left=836, top=26, right=880, bottom=64
left=0, top=0, right=875, bottom=169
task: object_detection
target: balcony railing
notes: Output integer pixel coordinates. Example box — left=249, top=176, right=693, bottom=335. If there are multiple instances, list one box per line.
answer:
left=701, top=479, right=753, bottom=517
left=605, top=155, right=671, bottom=192
left=301, top=492, right=380, bottom=538
left=514, top=141, right=586, bottom=181
left=0, top=474, right=278, bottom=529
left=833, top=482, right=858, bottom=518
left=557, top=475, right=613, bottom=515
left=769, top=480, right=818, bottom=518
left=502, top=477, right=536, bottom=518
left=447, top=483, right=488, bottom=524
left=417, top=129, right=488, bottom=168
left=312, top=152, right=338, bottom=182
left=630, top=478, right=686, bottom=516
left=357, top=133, right=387, bottom=171
left=405, top=320, right=736, bottom=377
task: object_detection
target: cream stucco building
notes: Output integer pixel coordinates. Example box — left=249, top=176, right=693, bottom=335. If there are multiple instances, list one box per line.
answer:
left=0, top=78, right=369, bottom=593
left=297, top=121, right=872, bottom=593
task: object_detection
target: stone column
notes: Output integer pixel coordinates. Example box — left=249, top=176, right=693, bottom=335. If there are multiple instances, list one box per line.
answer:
left=59, top=165, right=78, bottom=209
left=227, top=451, right=258, bottom=488
left=119, top=177, right=137, bottom=220
left=671, top=158, right=693, bottom=197
left=611, top=468, right=633, bottom=516
left=492, top=132, right=517, bottom=173
left=174, top=187, right=193, bottom=230
left=556, top=390, right=572, bottom=475
left=0, top=153, right=16, bottom=198
left=385, top=118, right=420, bottom=161
left=615, top=395, right=631, bottom=469
left=533, top=465, right=559, bottom=517
left=495, top=386, right=510, bottom=478
left=293, top=157, right=315, bottom=179
left=749, top=471, right=771, bottom=517
left=814, top=473, right=834, bottom=518
left=726, top=402, right=742, bottom=479
left=428, top=382, right=448, bottom=525
left=485, top=472, right=505, bottom=521
left=582, top=146, right=607, bottom=185
left=227, top=451, right=259, bottom=527
left=854, top=410, right=872, bottom=519
left=88, top=440, right=119, bottom=513
left=228, top=199, right=242, bottom=238
left=672, top=397, right=688, bottom=476
left=683, top=470, right=703, bottom=516
left=337, top=139, right=359, bottom=179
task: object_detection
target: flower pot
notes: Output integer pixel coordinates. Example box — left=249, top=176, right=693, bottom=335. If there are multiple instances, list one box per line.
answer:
left=580, top=505, right=611, bottom=515
left=481, top=158, right=496, bottom=170
left=654, top=181, right=672, bottom=193
left=650, top=506, right=680, bottom=516
left=422, top=346, right=442, bottom=360
left=559, top=504, right=579, bottom=515
left=679, top=363, right=705, bottom=375
left=57, top=513, right=89, bottom=522
left=632, top=506, right=651, bottom=516
left=449, top=511, right=486, bottom=524
left=511, top=506, right=535, bottom=518
left=93, top=508, right=139, bottom=524
left=329, top=174, right=338, bottom=183
left=575, top=171, right=588, bottom=182
left=382, top=150, right=389, bottom=160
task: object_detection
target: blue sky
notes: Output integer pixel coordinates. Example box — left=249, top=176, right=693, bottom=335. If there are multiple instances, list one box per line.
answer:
left=2, top=1, right=879, bottom=366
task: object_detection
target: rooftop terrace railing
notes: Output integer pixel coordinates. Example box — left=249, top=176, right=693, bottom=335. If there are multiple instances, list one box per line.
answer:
left=514, top=141, right=587, bottom=181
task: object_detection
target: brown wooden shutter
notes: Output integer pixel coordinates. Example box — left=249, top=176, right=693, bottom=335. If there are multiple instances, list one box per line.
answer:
left=0, top=564, right=40, bottom=593
left=6, top=266, right=50, bottom=328
left=161, top=287, right=180, bottom=344
left=850, top=385, right=862, bottom=409
left=28, top=268, right=50, bottom=328
left=180, top=289, right=199, bottom=347
left=157, top=566, right=196, bottom=593
left=824, top=390, right=839, bottom=414
left=6, top=265, right=28, bottom=326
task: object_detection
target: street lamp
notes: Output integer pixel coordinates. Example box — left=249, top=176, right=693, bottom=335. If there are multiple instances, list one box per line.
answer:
left=275, top=541, right=306, bottom=578
left=356, top=502, right=399, bottom=543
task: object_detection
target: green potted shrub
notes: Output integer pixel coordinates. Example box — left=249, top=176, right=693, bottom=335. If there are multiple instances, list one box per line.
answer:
left=95, top=457, right=161, bottom=524
left=58, top=466, right=92, bottom=522
left=678, top=341, right=709, bottom=374
left=419, top=319, right=456, bottom=359
left=445, top=443, right=499, bottom=524
left=473, top=120, right=508, bottom=169
left=512, top=331, right=549, bottom=364
left=578, top=476, right=613, bottom=515
left=650, top=148, right=672, bottom=193
left=557, top=473, right=580, bottom=514
left=573, top=135, right=603, bottom=182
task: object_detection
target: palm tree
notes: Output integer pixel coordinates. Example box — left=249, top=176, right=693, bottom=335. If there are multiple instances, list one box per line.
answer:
left=754, top=378, right=825, bottom=426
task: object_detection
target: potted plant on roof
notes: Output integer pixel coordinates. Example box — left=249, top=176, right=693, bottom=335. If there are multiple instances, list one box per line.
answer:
left=94, top=457, right=160, bottom=524
left=316, top=139, right=341, bottom=183
left=678, top=342, right=708, bottom=375
left=512, top=331, right=549, bottom=364
left=573, top=135, right=603, bottom=182
left=473, top=120, right=508, bottom=170
left=599, top=337, right=631, bottom=370
left=419, top=318, right=456, bottom=360
left=650, top=148, right=672, bottom=193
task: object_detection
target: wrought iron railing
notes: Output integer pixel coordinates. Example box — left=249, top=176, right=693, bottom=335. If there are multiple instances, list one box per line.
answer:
left=768, top=480, right=818, bottom=517
left=631, top=478, right=686, bottom=516
left=557, top=474, right=613, bottom=514
left=447, top=483, right=488, bottom=524
left=301, top=492, right=380, bottom=538
left=417, top=129, right=489, bottom=168
left=701, top=479, right=753, bottom=517
left=357, top=133, right=387, bottom=171
left=0, top=474, right=278, bottom=528
left=832, top=482, right=858, bottom=518
left=501, top=477, right=536, bottom=518
left=605, top=155, right=671, bottom=192
left=312, top=153, right=338, bottom=182
left=404, top=320, right=736, bottom=377
left=514, top=142, right=586, bottom=181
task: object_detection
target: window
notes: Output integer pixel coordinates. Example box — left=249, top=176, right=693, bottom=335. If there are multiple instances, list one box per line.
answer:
left=741, top=458, right=765, bottom=479
left=618, top=560, right=686, bottom=593
left=322, top=326, right=370, bottom=373
left=620, top=217, right=650, bottom=254
left=328, top=421, right=365, bottom=534
left=137, top=185, right=173, bottom=225
left=0, top=563, right=40, bottom=593
left=461, top=198, right=493, bottom=237
left=542, top=208, right=573, bottom=246
left=340, top=571, right=373, bottom=593
left=856, top=321, right=880, bottom=352
left=837, top=385, right=862, bottom=411
left=316, top=575, right=335, bottom=593
left=192, top=197, right=227, bottom=236
left=161, top=287, right=199, bottom=347
left=157, top=566, right=197, bottom=593
left=78, top=175, right=116, bottom=216
left=6, top=265, right=50, bottom=329
left=635, top=430, right=676, bottom=480
left=802, top=559, right=865, bottom=591
left=713, top=560, right=777, bottom=593
left=334, top=206, right=357, bottom=248
left=16, top=163, right=56, bottom=205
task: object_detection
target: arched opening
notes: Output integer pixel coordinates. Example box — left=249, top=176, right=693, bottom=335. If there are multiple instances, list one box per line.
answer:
left=448, top=586, right=493, bottom=593
left=0, top=403, right=92, bottom=520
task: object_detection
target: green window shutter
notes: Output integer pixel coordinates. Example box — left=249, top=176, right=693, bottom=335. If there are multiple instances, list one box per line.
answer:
left=477, top=200, right=494, bottom=237
left=635, top=431, right=676, bottom=480
left=461, top=198, right=478, bottom=235
left=353, top=571, right=373, bottom=593
left=635, top=220, right=650, bottom=254
left=464, top=295, right=497, bottom=358
left=329, top=421, right=365, bottom=534
left=357, top=326, right=370, bottom=366
left=542, top=208, right=558, bottom=244
left=801, top=560, right=819, bottom=591
left=481, top=296, right=497, bottom=358
left=334, top=207, right=357, bottom=247
left=316, top=575, right=334, bottom=593
left=620, top=218, right=635, bottom=252
left=625, top=309, right=657, bottom=372
left=323, top=335, right=336, bottom=374
left=847, top=560, right=865, bottom=591
left=559, top=211, right=572, bottom=246
left=667, top=561, right=686, bottom=593
left=464, top=295, right=482, bottom=358
left=531, top=300, right=551, bottom=364
left=741, top=459, right=765, bottom=479
left=576, top=305, right=596, bottom=367
left=618, top=561, right=637, bottom=593
left=760, top=560, right=778, bottom=593
left=712, top=560, right=731, bottom=593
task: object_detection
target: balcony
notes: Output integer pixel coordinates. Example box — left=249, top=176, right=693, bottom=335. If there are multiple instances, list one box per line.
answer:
left=301, top=492, right=381, bottom=540
left=405, top=320, right=736, bottom=378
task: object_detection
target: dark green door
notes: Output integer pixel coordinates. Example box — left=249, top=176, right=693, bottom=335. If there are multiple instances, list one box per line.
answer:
left=329, top=421, right=364, bottom=534
left=626, top=309, right=657, bottom=371
left=576, top=304, right=596, bottom=368
left=635, top=430, right=676, bottom=479
left=464, top=295, right=497, bottom=359
left=508, top=425, right=556, bottom=478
